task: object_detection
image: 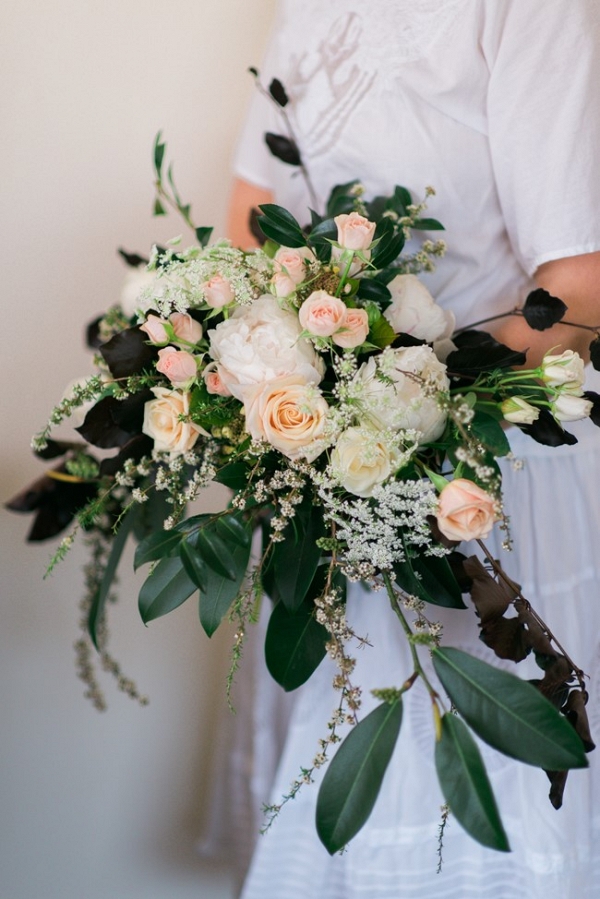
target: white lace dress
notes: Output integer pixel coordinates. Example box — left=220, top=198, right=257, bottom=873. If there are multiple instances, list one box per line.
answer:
left=227, top=2, right=600, bottom=896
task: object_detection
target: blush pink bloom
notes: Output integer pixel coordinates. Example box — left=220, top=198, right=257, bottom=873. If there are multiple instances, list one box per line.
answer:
left=140, top=314, right=170, bottom=345
left=333, top=308, right=370, bottom=348
left=169, top=312, right=203, bottom=345
left=436, top=479, right=499, bottom=542
left=334, top=212, right=376, bottom=251
left=299, top=290, right=348, bottom=337
left=203, top=363, right=232, bottom=397
left=202, top=274, right=235, bottom=309
left=272, top=247, right=313, bottom=297
left=156, top=347, right=198, bottom=387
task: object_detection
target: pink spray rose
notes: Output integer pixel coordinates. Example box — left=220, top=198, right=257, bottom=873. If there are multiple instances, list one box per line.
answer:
left=334, top=212, right=376, bottom=251
left=156, top=347, right=198, bottom=387
left=140, top=314, right=170, bottom=345
left=202, top=274, right=235, bottom=309
left=436, top=479, right=499, bottom=542
left=332, top=308, right=370, bottom=348
left=299, top=291, right=348, bottom=337
left=203, top=363, right=232, bottom=397
left=169, top=312, right=203, bottom=345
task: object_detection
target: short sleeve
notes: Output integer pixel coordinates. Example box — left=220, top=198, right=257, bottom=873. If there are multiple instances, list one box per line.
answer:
left=484, top=0, right=600, bottom=275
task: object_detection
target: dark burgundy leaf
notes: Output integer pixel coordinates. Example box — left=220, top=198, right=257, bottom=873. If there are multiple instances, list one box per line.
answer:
left=77, top=390, right=152, bottom=449
left=33, top=438, right=85, bottom=460
left=264, top=132, right=302, bottom=166
left=463, top=557, right=512, bottom=623
left=545, top=769, right=569, bottom=809
left=518, top=409, right=577, bottom=447
left=7, top=468, right=98, bottom=541
left=584, top=390, right=600, bottom=427
left=269, top=78, right=289, bottom=107
left=514, top=599, right=556, bottom=658
left=248, top=66, right=259, bottom=77
left=118, top=248, right=148, bottom=268
left=99, top=434, right=154, bottom=476
left=249, top=207, right=267, bottom=246
left=446, top=343, right=527, bottom=375
left=99, top=327, right=158, bottom=379
left=446, top=551, right=473, bottom=593
left=564, top=690, right=596, bottom=752
left=6, top=475, right=56, bottom=513
left=589, top=336, right=600, bottom=371
left=391, top=333, right=426, bottom=349
left=480, top=616, right=530, bottom=662
left=521, top=288, right=567, bottom=331
left=86, top=316, right=104, bottom=349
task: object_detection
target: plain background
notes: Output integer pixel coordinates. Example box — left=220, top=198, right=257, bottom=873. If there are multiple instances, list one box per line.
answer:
left=0, top=2, right=277, bottom=897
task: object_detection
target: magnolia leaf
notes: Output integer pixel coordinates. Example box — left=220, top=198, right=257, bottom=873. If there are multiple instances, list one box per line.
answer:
left=264, top=132, right=301, bottom=166
left=435, top=714, right=509, bottom=852
left=265, top=597, right=329, bottom=691
left=88, top=509, right=137, bottom=649
left=179, top=537, right=208, bottom=592
left=356, top=279, right=391, bottom=303
left=118, top=248, right=148, bottom=268
left=268, top=77, right=289, bottom=107
left=470, top=412, right=511, bottom=457
left=412, top=217, right=445, bottom=231
left=394, top=540, right=465, bottom=610
left=138, top=556, right=197, bottom=624
left=213, top=461, right=250, bottom=491
left=214, top=514, right=251, bottom=547
left=316, top=700, right=403, bottom=854
left=195, top=529, right=238, bottom=580
left=432, top=647, right=588, bottom=770
left=446, top=342, right=526, bottom=375
left=195, top=226, right=213, bottom=247
left=268, top=496, right=326, bottom=611
left=521, top=288, right=567, bottom=331
left=325, top=181, right=362, bottom=218
left=134, top=527, right=183, bottom=570
left=199, top=534, right=252, bottom=637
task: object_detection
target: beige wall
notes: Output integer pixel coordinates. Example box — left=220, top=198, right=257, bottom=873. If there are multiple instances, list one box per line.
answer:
left=0, top=2, right=276, bottom=897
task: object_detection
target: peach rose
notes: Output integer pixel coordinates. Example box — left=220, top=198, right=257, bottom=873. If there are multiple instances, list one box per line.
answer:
left=142, top=387, right=206, bottom=454
left=203, top=363, right=232, bottom=397
left=243, top=376, right=329, bottom=462
left=334, top=212, right=376, bottom=251
left=140, top=314, right=170, bottom=345
left=169, top=312, right=202, bottom=345
left=202, top=274, right=235, bottom=309
left=299, top=290, right=348, bottom=337
left=333, top=308, right=370, bottom=349
left=436, top=479, right=499, bottom=542
left=156, top=347, right=198, bottom=387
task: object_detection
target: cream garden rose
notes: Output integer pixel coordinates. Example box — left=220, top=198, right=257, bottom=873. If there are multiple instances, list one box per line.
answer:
left=354, top=345, right=449, bottom=445
left=330, top=427, right=400, bottom=497
left=208, top=294, right=325, bottom=402
left=384, top=274, right=455, bottom=342
left=142, top=387, right=206, bottom=454
left=120, top=266, right=158, bottom=318
left=243, top=376, right=329, bottom=462
left=436, top=478, right=499, bottom=542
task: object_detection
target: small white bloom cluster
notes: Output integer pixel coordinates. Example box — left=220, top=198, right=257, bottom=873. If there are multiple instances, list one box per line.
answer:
left=317, top=478, right=440, bottom=578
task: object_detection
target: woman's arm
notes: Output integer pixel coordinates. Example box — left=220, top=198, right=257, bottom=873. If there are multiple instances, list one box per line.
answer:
left=227, top=177, right=274, bottom=248
left=490, top=251, right=600, bottom=366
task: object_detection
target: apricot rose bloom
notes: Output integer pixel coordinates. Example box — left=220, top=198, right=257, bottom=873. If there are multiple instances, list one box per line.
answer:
left=436, top=479, right=498, bottom=542
left=142, top=387, right=206, bottom=454
left=243, top=377, right=329, bottom=462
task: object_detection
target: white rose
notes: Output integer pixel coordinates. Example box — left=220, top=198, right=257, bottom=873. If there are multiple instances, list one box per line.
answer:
left=207, top=294, right=325, bottom=401
left=500, top=396, right=540, bottom=425
left=384, top=274, right=455, bottom=342
left=120, top=266, right=158, bottom=318
left=243, top=376, right=329, bottom=462
left=330, top=427, right=401, bottom=497
left=354, top=345, right=449, bottom=445
left=142, top=387, right=206, bottom=454
left=540, top=350, right=585, bottom=389
left=552, top=392, right=593, bottom=422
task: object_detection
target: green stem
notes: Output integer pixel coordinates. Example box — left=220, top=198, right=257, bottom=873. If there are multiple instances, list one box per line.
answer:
left=382, top=572, right=443, bottom=704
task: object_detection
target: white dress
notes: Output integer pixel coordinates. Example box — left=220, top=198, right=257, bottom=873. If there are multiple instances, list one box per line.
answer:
left=229, top=2, right=600, bottom=896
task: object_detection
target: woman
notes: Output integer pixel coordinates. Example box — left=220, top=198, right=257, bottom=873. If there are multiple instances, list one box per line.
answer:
left=226, top=2, right=600, bottom=896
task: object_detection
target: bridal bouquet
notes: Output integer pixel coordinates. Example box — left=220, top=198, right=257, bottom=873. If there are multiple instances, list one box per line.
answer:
left=9, top=117, right=599, bottom=856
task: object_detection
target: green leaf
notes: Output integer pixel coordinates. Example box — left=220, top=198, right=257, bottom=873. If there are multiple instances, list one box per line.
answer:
left=213, top=461, right=250, bottom=491
left=138, top=556, right=197, bottom=624
left=88, top=509, right=137, bottom=649
left=199, top=531, right=252, bottom=636
left=132, top=489, right=172, bottom=542
left=153, top=131, right=165, bottom=177
left=268, top=494, right=326, bottom=611
left=412, top=217, right=445, bottom=230
left=435, top=714, right=510, bottom=852
left=179, top=537, right=208, bottom=592
left=257, top=218, right=306, bottom=249
left=196, top=529, right=238, bottom=580
left=195, top=226, right=213, bottom=247
left=470, top=412, right=511, bottom=457
left=215, top=514, right=251, bottom=547
left=153, top=198, right=166, bottom=216
left=316, top=700, right=403, bottom=854
left=356, top=279, right=391, bottom=303
left=134, top=527, right=183, bottom=570
left=393, top=536, right=466, bottom=610
left=432, top=647, right=588, bottom=770
left=368, top=315, right=396, bottom=349
left=257, top=204, right=306, bottom=248
left=265, top=597, right=329, bottom=691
